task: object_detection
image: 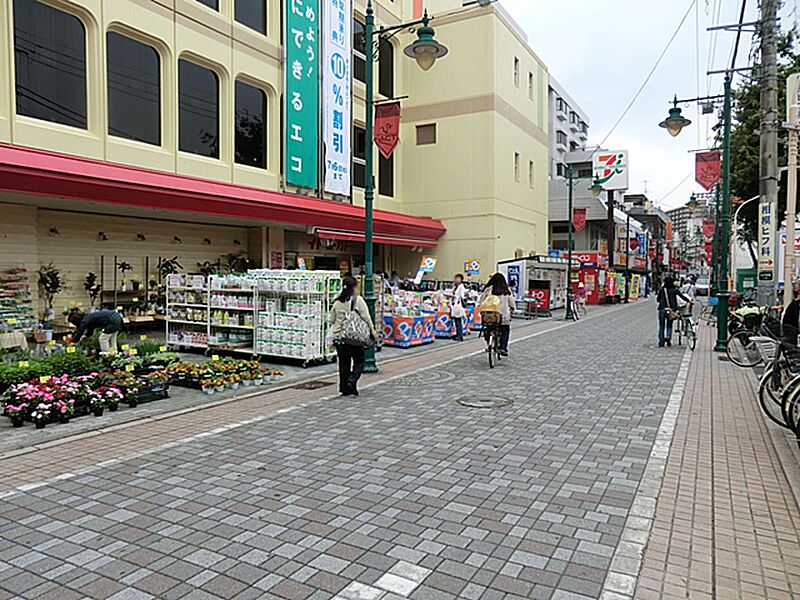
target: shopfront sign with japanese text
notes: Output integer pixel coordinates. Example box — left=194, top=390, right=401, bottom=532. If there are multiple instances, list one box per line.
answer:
left=322, top=0, right=351, bottom=195
left=285, top=0, right=320, bottom=190
left=759, top=201, right=776, bottom=281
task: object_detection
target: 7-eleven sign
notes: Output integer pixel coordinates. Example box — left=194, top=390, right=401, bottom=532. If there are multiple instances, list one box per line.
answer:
left=592, top=150, right=629, bottom=190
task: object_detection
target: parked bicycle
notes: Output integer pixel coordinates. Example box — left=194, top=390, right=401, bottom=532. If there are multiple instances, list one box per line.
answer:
left=675, top=309, right=697, bottom=350
left=726, top=309, right=778, bottom=367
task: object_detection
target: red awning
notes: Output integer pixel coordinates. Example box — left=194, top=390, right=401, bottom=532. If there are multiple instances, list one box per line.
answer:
left=315, top=228, right=437, bottom=248
left=0, top=143, right=446, bottom=243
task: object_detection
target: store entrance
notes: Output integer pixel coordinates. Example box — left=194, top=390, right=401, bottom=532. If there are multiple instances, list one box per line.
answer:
left=314, top=256, right=338, bottom=270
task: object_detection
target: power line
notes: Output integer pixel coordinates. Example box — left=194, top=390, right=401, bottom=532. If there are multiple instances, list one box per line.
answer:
left=658, top=172, right=694, bottom=205
left=598, top=0, right=697, bottom=147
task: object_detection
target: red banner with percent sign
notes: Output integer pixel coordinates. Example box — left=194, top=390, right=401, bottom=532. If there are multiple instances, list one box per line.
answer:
left=695, top=151, right=721, bottom=191
left=374, top=102, right=401, bottom=160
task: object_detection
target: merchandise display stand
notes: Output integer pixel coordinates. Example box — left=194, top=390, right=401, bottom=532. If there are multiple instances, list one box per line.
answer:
left=208, top=275, right=258, bottom=355
left=0, top=266, right=34, bottom=335
left=166, top=275, right=209, bottom=349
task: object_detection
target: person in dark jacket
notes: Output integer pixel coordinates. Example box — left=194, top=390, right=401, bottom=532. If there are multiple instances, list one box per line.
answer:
left=68, top=309, right=124, bottom=354
left=656, top=276, right=691, bottom=348
left=782, top=281, right=800, bottom=345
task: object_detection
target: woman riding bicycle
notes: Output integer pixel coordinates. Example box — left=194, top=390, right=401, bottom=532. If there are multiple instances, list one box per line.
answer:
left=481, top=273, right=515, bottom=356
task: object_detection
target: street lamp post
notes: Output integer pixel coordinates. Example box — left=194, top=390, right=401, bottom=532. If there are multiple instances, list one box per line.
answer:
left=564, top=168, right=602, bottom=320
left=659, top=76, right=732, bottom=351
left=362, top=1, right=447, bottom=372
left=624, top=211, right=631, bottom=303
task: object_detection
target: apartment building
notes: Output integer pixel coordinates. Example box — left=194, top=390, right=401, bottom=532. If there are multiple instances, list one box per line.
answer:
left=0, top=0, right=549, bottom=313
left=548, top=77, right=589, bottom=179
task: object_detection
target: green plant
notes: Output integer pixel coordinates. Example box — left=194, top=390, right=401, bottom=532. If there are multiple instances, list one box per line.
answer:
left=118, top=261, right=133, bottom=275
left=197, top=261, right=218, bottom=277
left=44, top=352, right=98, bottom=376
left=221, top=252, right=251, bottom=274
left=142, top=352, right=181, bottom=367
left=158, top=257, right=183, bottom=279
left=135, top=341, right=163, bottom=357
left=84, top=272, right=102, bottom=307
left=37, top=263, right=67, bottom=317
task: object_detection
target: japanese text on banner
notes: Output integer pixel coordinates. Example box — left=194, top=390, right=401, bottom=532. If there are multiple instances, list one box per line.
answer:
left=285, top=0, right=320, bottom=189
left=323, top=0, right=352, bottom=195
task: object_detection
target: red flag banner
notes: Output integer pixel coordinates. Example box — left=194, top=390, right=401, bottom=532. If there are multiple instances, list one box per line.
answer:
left=572, top=208, right=587, bottom=232
left=703, top=241, right=713, bottom=264
left=374, top=102, right=401, bottom=160
left=702, top=219, right=716, bottom=239
left=629, top=237, right=639, bottom=251
left=695, top=150, right=721, bottom=191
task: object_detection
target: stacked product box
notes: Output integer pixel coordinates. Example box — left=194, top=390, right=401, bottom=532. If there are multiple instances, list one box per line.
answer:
left=256, top=311, right=321, bottom=358
left=168, top=330, right=208, bottom=346
left=0, top=267, right=34, bottom=333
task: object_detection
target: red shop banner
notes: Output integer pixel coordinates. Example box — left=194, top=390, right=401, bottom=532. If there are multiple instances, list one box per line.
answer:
left=702, top=219, right=716, bottom=239
left=572, top=208, right=587, bottom=232
left=696, top=150, right=721, bottom=191
left=374, top=101, right=401, bottom=160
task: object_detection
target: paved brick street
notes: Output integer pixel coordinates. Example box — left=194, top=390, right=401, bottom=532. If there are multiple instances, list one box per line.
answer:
left=0, top=301, right=793, bottom=600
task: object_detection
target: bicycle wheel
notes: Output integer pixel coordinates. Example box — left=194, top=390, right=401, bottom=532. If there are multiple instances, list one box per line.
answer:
left=726, top=330, right=762, bottom=367
left=760, top=367, right=790, bottom=428
left=688, top=324, right=697, bottom=351
left=781, top=380, right=800, bottom=430
left=487, top=332, right=495, bottom=369
left=493, top=332, right=502, bottom=364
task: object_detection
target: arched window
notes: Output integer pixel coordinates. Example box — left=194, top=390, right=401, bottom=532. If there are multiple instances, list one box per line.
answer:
left=235, top=81, right=267, bottom=169
left=107, top=32, right=161, bottom=145
left=179, top=59, right=219, bottom=158
left=14, top=0, right=87, bottom=128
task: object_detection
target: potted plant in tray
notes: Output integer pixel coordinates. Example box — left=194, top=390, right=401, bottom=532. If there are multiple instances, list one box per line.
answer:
left=30, top=402, right=52, bottom=429
left=5, top=402, right=29, bottom=428
left=118, top=261, right=133, bottom=291
left=88, top=390, right=105, bottom=417
left=37, top=263, right=67, bottom=340
left=201, top=378, right=216, bottom=395
left=84, top=272, right=102, bottom=311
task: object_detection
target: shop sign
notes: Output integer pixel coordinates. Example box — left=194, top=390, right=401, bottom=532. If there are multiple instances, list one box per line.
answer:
left=527, top=288, right=550, bottom=310
left=548, top=249, right=561, bottom=258
left=284, top=0, right=320, bottom=189
left=637, top=233, right=647, bottom=256
left=506, top=264, right=522, bottom=299
left=419, top=257, right=437, bottom=273
left=702, top=219, right=715, bottom=239
left=759, top=201, right=776, bottom=281
left=322, top=0, right=352, bottom=195
left=465, top=260, right=481, bottom=276
left=270, top=251, right=283, bottom=269
left=297, top=257, right=308, bottom=270
left=592, top=150, right=628, bottom=190
left=572, top=208, right=587, bottom=232
left=629, top=237, right=639, bottom=251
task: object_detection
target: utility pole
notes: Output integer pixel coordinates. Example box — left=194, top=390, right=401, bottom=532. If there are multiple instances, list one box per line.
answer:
left=607, top=190, right=615, bottom=301
left=758, top=0, right=780, bottom=304
left=784, top=74, right=800, bottom=307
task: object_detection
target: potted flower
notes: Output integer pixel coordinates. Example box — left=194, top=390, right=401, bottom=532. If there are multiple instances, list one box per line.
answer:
left=5, top=403, right=28, bottom=427
left=252, top=367, right=264, bottom=386
left=118, top=261, right=133, bottom=291
left=30, top=402, right=51, bottom=429
left=53, top=398, right=75, bottom=423
left=228, top=373, right=240, bottom=391
left=201, top=378, right=216, bottom=395
left=214, top=377, right=226, bottom=393
left=88, top=390, right=105, bottom=417
left=271, top=369, right=283, bottom=382
left=99, top=386, right=124, bottom=412
left=37, top=262, right=67, bottom=338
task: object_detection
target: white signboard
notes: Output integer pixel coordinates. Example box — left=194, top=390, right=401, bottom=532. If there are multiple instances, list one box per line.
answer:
left=759, top=200, right=776, bottom=281
left=592, top=150, right=629, bottom=191
left=322, top=0, right=352, bottom=195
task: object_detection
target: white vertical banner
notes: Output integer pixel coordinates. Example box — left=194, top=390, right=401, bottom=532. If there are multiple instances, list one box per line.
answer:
left=323, top=0, right=352, bottom=196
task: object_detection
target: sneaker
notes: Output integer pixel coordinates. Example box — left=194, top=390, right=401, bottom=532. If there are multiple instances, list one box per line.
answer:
left=499, top=350, right=509, bottom=357
left=666, top=339, right=672, bottom=347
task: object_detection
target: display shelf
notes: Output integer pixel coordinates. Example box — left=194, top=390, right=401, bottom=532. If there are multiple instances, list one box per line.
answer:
left=169, top=286, right=208, bottom=291
left=169, top=303, right=208, bottom=309
left=0, top=267, right=34, bottom=333
left=168, top=319, right=207, bottom=326
left=210, top=288, right=255, bottom=293
left=208, top=305, right=255, bottom=311
left=210, top=323, right=253, bottom=330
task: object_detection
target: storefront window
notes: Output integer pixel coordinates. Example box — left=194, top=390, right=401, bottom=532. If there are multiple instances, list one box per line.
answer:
left=179, top=59, right=219, bottom=158
left=235, top=81, right=266, bottom=169
left=353, top=18, right=366, bottom=84
left=379, top=154, right=393, bottom=197
left=14, top=0, right=86, bottom=129
left=235, top=0, right=266, bottom=34
left=196, top=0, right=219, bottom=10
left=353, top=125, right=366, bottom=188
left=107, top=33, right=160, bottom=146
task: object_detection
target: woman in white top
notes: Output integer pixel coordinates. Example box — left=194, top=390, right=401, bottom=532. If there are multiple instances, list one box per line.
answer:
left=451, top=274, right=467, bottom=341
left=482, top=273, right=516, bottom=355
left=329, top=276, right=378, bottom=397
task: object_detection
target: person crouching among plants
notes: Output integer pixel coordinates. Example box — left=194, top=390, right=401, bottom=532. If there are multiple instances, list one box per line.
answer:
left=67, top=308, right=124, bottom=355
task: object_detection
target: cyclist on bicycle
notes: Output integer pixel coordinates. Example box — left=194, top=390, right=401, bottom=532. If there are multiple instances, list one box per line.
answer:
left=481, top=273, right=515, bottom=356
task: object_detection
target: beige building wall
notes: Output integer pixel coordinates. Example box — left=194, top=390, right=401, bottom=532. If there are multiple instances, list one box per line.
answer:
left=400, top=5, right=549, bottom=277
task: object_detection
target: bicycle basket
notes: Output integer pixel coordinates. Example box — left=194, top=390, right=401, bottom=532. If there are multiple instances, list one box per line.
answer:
left=759, top=317, right=782, bottom=340
left=481, top=310, right=502, bottom=326
left=751, top=336, right=778, bottom=363
left=743, top=312, right=764, bottom=330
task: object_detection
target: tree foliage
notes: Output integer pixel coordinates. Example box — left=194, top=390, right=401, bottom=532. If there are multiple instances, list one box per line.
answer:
left=729, top=31, right=800, bottom=267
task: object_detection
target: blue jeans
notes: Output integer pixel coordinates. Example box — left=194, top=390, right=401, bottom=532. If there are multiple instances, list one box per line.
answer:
left=454, top=317, right=464, bottom=341
left=658, top=309, right=673, bottom=346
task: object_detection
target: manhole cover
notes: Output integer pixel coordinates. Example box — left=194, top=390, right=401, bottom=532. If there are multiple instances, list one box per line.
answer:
left=394, top=370, right=457, bottom=387
left=457, top=397, right=513, bottom=409
left=292, top=380, right=336, bottom=390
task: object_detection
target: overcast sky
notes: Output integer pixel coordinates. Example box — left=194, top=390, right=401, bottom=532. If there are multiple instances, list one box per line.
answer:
left=501, top=0, right=797, bottom=210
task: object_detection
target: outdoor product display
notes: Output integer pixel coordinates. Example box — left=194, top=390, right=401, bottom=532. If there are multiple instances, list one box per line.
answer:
left=167, top=270, right=340, bottom=365
left=498, top=255, right=578, bottom=316
left=0, top=267, right=34, bottom=333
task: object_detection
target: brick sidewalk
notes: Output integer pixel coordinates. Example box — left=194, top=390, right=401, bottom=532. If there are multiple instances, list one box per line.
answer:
left=635, top=323, right=800, bottom=599
left=0, top=314, right=578, bottom=494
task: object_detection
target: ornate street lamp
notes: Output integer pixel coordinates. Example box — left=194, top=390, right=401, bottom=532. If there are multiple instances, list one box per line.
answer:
left=362, top=2, right=448, bottom=372
left=659, top=97, right=692, bottom=137
left=687, top=193, right=698, bottom=214
left=590, top=176, right=603, bottom=197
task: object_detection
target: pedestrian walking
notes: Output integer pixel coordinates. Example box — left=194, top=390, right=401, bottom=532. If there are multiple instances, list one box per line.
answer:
left=576, top=282, right=588, bottom=316
left=329, top=276, right=378, bottom=397
left=451, top=274, right=467, bottom=341
left=482, top=273, right=515, bottom=355
left=656, top=276, right=691, bottom=348
left=67, top=309, right=124, bottom=354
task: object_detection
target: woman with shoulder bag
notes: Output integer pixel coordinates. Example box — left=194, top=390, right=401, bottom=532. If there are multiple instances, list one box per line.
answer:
left=329, top=276, right=379, bottom=397
left=656, top=276, right=691, bottom=348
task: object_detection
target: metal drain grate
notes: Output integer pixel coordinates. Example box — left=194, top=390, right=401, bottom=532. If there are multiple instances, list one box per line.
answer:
left=292, top=380, right=336, bottom=390
left=394, top=370, right=457, bottom=387
left=457, top=397, right=513, bottom=409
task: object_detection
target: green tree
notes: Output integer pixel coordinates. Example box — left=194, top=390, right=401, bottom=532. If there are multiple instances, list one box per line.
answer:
left=730, top=31, right=800, bottom=268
